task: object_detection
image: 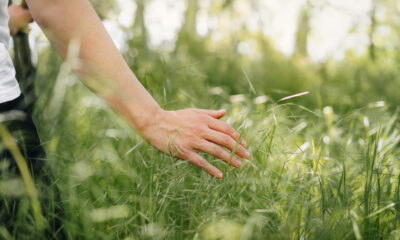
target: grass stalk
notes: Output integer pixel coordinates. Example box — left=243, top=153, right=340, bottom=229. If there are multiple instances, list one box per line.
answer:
left=0, top=123, right=44, bottom=230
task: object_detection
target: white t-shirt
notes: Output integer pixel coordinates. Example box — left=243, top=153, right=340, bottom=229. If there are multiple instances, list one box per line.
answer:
left=0, top=0, right=21, bottom=103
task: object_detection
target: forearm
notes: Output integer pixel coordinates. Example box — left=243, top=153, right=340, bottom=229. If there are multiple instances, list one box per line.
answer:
left=25, top=0, right=161, bottom=130
left=25, top=0, right=249, bottom=179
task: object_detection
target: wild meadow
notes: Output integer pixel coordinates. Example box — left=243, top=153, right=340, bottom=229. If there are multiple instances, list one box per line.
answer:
left=1, top=0, right=400, bottom=239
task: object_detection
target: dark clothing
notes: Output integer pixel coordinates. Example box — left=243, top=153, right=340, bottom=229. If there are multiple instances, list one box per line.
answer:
left=0, top=94, right=65, bottom=239
left=0, top=94, right=45, bottom=175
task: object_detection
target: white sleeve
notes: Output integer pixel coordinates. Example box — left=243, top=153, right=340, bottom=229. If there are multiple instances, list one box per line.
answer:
left=0, top=42, right=21, bottom=103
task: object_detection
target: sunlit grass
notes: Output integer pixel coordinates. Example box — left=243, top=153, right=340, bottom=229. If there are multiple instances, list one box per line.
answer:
left=3, top=15, right=400, bottom=237
left=2, top=72, right=394, bottom=239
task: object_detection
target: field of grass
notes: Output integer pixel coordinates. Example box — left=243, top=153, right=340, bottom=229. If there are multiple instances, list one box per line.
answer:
left=3, top=58, right=396, bottom=239
left=1, top=2, right=400, bottom=238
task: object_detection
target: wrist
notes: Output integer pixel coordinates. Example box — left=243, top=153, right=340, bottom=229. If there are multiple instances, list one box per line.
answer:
left=103, top=87, right=163, bottom=134
left=132, top=105, right=165, bottom=133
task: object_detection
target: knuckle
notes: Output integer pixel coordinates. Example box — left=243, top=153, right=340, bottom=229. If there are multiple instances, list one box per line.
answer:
left=231, top=131, right=240, bottom=139
left=193, top=141, right=205, bottom=151
left=176, top=146, right=188, bottom=157
left=225, top=125, right=235, bottom=134
left=191, top=125, right=202, bottom=134
left=199, top=124, right=209, bottom=132
left=175, top=138, right=187, bottom=147
left=219, top=122, right=233, bottom=133
left=197, top=158, right=207, bottom=168
left=222, top=135, right=233, bottom=145
left=199, top=114, right=210, bottom=122
left=214, top=146, right=224, bottom=156
left=193, top=127, right=207, bottom=139
left=187, top=137, right=199, bottom=147
left=198, top=129, right=209, bottom=138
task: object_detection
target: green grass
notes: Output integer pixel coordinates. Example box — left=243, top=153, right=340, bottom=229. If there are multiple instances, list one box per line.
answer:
left=2, top=72, right=398, bottom=239
left=2, top=13, right=400, bottom=237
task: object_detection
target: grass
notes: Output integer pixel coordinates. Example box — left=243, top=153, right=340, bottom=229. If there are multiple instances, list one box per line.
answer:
left=1, top=71, right=398, bottom=239
left=1, top=16, right=400, bottom=238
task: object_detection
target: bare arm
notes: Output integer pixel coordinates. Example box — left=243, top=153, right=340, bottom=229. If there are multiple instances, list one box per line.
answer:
left=25, top=0, right=249, bottom=179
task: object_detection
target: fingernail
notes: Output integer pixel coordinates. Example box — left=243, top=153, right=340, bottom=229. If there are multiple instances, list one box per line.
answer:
left=218, top=109, right=226, bottom=113
left=245, top=150, right=250, bottom=158
left=217, top=172, right=223, bottom=179
left=241, top=139, right=247, bottom=147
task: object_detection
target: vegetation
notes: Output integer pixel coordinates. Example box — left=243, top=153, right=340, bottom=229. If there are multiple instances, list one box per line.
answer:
left=1, top=0, right=400, bottom=239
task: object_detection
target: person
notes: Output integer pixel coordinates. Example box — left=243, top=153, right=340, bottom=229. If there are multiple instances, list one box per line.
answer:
left=1, top=0, right=250, bottom=236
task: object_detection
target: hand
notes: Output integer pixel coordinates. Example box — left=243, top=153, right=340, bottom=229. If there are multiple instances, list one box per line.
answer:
left=139, top=108, right=250, bottom=179
left=8, top=5, right=33, bottom=36
left=139, top=109, right=250, bottom=179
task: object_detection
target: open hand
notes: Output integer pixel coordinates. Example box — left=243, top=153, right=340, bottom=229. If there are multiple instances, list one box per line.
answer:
left=140, top=108, right=249, bottom=179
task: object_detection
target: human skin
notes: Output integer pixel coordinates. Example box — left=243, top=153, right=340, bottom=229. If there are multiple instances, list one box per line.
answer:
left=22, top=0, right=250, bottom=179
left=8, top=5, right=32, bottom=36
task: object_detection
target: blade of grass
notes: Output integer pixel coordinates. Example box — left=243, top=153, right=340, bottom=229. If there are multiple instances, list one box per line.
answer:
left=0, top=123, right=44, bottom=230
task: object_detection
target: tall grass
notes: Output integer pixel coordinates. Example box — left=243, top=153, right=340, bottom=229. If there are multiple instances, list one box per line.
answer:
left=1, top=69, right=394, bottom=239
left=1, top=13, right=400, bottom=238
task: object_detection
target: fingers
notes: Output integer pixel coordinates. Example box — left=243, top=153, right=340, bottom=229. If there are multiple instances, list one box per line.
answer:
left=208, top=118, right=247, bottom=147
left=196, top=140, right=242, bottom=168
left=181, top=149, right=223, bottom=179
left=204, top=129, right=250, bottom=159
left=194, top=109, right=226, bottom=119
left=192, top=108, right=247, bottom=147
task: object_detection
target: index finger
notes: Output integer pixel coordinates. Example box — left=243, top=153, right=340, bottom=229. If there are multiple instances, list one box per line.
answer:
left=208, top=118, right=247, bottom=147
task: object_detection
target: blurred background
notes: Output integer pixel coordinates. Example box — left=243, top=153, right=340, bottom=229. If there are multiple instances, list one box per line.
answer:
left=27, top=0, right=400, bottom=112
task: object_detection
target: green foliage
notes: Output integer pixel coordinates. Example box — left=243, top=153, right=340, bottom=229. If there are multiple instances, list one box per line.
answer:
left=2, top=0, right=400, bottom=239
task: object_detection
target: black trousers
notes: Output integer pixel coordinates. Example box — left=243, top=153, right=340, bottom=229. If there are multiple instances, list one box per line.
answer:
left=0, top=95, right=65, bottom=239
